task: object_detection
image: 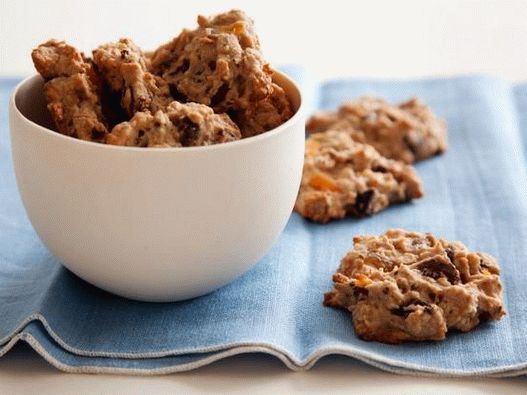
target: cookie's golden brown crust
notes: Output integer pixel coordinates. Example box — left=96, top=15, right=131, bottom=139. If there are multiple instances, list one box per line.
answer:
left=31, top=39, right=89, bottom=79
left=306, top=97, right=447, bottom=163
left=294, top=131, right=423, bottom=223
left=234, top=83, right=293, bottom=137
left=324, top=229, right=506, bottom=343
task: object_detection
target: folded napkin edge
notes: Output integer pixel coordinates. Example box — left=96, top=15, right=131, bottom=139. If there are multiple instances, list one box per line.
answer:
left=2, top=316, right=526, bottom=377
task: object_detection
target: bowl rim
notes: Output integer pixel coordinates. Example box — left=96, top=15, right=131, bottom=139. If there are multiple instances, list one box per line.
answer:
left=10, top=70, right=304, bottom=153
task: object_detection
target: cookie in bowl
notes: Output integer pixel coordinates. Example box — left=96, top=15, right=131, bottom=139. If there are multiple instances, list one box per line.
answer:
left=11, top=10, right=304, bottom=302
left=30, top=9, right=293, bottom=148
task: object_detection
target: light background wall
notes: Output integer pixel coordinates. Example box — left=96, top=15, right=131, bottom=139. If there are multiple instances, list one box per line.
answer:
left=1, top=0, right=527, bottom=81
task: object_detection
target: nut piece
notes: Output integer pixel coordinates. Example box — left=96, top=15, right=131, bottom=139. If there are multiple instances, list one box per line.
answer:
left=324, top=229, right=506, bottom=343
left=294, top=130, right=424, bottom=223
left=306, top=97, right=447, bottom=163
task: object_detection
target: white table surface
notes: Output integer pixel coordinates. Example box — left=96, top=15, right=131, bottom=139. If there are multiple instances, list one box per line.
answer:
left=1, top=1, right=527, bottom=393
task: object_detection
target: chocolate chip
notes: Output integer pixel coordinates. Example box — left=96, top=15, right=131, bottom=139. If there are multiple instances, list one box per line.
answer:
left=135, top=95, right=150, bottom=112
left=352, top=286, right=368, bottom=300
left=391, top=300, right=432, bottom=318
left=178, top=117, right=200, bottom=146
left=210, top=83, right=229, bottom=107
left=416, top=258, right=461, bottom=284
left=348, top=190, right=374, bottom=217
left=478, top=311, right=492, bottom=322
left=391, top=306, right=410, bottom=318
left=90, top=128, right=105, bottom=140
left=372, top=165, right=388, bottom=173
left=208, top=61, right=216, bottom=71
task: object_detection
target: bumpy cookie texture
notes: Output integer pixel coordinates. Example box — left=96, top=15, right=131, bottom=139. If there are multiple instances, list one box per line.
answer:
left=294, top=131, right=423, bottom=223
left=31, top=40, right=108, bottom=142
left=32, top=10, right=293, bottom=145
left=197, top=9, right=260, bottom=50
left=107, top=101, right=241, bottom=147
left=32, top=39, right=89, bottom=78
left=234, top=82, right=293, bottom=137
left=150, top=9, right=292, bottom=137
left=93, top=39, right=172, bottom=116
left=306, top=97, right=447, bottom=163
left=324, top=229, right=506, bottom=344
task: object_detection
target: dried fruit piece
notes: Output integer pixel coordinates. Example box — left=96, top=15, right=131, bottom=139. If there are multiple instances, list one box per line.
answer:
left=415, top=257, right=461, bottom=284
left=294, top=131, right=423, bottom=223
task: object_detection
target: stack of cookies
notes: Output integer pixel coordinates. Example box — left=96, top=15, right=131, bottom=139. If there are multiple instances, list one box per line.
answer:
left=294, top=97, right=447, bottom=223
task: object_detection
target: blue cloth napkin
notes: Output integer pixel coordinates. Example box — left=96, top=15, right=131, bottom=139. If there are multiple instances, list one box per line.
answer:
left=1, top=67, right=527, bottom=376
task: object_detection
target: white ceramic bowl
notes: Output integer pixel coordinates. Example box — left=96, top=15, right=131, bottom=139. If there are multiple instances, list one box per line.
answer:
left=9, top=71, right=304, bottom=302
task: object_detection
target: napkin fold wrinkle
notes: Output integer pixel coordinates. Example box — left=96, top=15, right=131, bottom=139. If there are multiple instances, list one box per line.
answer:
left=0, top=67, right=526, bottom=376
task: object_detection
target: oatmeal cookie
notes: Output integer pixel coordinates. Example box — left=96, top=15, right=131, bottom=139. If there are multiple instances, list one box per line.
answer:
left=31, top=40, right=108, bottom=142
left=93, top=39, right=172, bottom=116
left=233, top=82, right=293, bottom=137
left=32, top=39, right=89, bottom=79
left=149, top=10, right=292, bottom=136
left=107, top=101, right=241, bottom=147
left=197, top=9, right=260, bottom=50
left=306, top=97, right=447, bottom=163
left=150, top=22, right=271, bottom=111
left=324, top=229, right=506, bottom=343
left=294, top=131, right=423, bottom=223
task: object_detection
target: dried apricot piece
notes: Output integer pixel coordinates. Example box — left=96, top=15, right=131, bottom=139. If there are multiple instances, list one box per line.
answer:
left=308, top=172, right=340, bottom=192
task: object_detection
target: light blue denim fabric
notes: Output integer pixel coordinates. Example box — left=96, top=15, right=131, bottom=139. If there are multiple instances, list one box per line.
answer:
left=1, top=68, right=526, bottom=376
